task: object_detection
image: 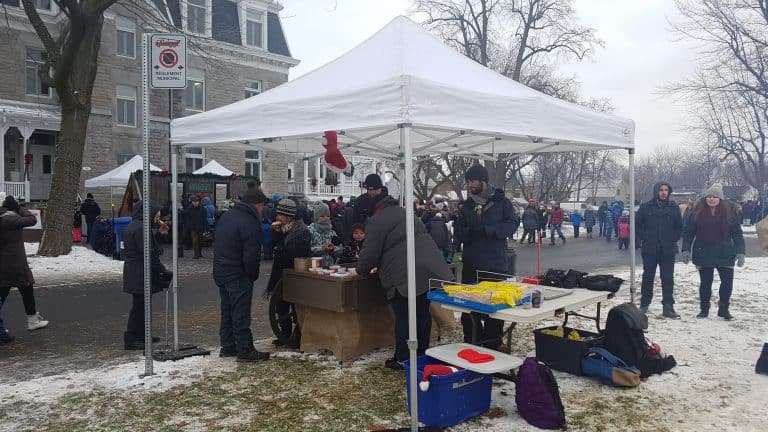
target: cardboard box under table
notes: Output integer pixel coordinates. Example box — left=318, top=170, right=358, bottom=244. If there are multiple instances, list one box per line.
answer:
left=281, top=269, right=394, bottom=361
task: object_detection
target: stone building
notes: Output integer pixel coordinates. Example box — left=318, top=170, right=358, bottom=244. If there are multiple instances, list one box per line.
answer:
left=0, top=0, right=298, bottom=208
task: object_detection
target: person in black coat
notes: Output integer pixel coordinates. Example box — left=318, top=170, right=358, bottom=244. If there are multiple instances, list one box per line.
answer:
left=426, top=212, right=452, bottom=263
left=454, top=164, right=517, bottom=351
left=265, top=199, right=312, bottom=347
left=213, top=188, right=271, bottom=362
left=354, top=174, right=387, bottom=224
left=80, top=193, right=101, bottom=244
left=184, top=195, right=208, bottom=258
left=636, top=181, right=683, bottom=318
left=121, top=201, right=171, bottom=350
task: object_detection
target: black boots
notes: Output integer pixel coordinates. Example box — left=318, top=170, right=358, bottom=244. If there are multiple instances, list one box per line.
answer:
left=717, top=302, right=734, bottom=321
left=756, top=343, right=768, bottom=375
left=236, top=348, right=270, bottom=363
left=662, top=304, right=680, bottom=319
left=697, top=303, right=709, bottom=318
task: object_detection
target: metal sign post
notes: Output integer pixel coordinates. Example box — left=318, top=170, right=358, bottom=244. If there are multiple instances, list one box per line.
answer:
left=147, top=33, right=209, bottom=362
left=141, top=33, right=153, bottom=377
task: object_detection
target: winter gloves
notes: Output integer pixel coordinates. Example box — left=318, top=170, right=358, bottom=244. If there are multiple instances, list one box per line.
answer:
left=681, top=251, right=691, bottom=264
left=736, top=254, right=745, bottom=267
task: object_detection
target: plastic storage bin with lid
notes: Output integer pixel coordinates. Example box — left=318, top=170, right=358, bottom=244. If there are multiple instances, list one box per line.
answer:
left=111, top=217, right=133, bottom=260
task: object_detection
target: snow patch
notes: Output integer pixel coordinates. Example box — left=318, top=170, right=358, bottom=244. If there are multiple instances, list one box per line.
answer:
left=25, top=243, right=123, bottom=284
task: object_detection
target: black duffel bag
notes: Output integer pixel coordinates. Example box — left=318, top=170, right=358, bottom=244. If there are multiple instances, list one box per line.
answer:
left=579, top=275, right=624, bottom=293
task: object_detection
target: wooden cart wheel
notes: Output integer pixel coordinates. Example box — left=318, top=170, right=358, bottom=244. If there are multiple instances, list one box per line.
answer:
left=268, top=281, right=301, bottom=349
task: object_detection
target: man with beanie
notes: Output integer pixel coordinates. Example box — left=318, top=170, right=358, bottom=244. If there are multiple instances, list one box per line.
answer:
left=265, top=199, right=311, bottom=348
left=356, top=188, right=454, bottom=370
left=636, top=181, right=683, bottom=318
left=80, top=192, right=101, bottom=244
left=454, top=164, right=518, bottom=351
left=184, top=195, right=208, bottom=258
left=354, top=173, right=386, bottom=224
left=213, top=188, right=270, bottom=361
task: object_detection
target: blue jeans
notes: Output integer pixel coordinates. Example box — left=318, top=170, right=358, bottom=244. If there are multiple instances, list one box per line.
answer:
left=216, top=275, right=255, bottom=352
left=549, top=224, right=565, bottom=243
left=640, top=249, right=676, bottom=306
left=604, top=224, right=614, bottom=241
left=390, top=291, right=431, bottom=362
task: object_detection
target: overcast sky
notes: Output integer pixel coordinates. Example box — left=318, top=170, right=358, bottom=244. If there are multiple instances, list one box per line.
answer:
left=279, top=0, right=698, bottom=155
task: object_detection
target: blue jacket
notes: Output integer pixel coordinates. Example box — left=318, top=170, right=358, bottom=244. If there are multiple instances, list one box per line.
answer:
left=202, top=197, right=216, bottom=228
left=454, top=187, right=517, bottom=274
left=570, top=212, right=582, bottom=226
left=212, top=202, right=263, bottom=284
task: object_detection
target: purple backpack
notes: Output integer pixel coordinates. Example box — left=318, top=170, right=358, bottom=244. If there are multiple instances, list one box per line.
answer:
left=515, top=357, right=566, bottom=430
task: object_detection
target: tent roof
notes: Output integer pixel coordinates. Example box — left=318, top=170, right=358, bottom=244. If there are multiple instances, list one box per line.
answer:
left=171, top=16, right=635, bottom=159
left=84, top=155, right=162, bottom=188
left=192, top=159, right=234, bottom=176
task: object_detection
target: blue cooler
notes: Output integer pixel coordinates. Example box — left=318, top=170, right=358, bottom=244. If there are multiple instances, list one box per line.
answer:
left=111, top=217, right=133, bottom=260
left=404, top=356, right=492, bottom=428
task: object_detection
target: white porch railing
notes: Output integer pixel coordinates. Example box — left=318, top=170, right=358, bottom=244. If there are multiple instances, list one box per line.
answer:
left=288, top=182, right=364, bottom=199
left=2, top=182, right=26, bottom=199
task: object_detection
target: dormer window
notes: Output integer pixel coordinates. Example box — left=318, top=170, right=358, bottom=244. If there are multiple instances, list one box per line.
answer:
left=187, top=0, right=207, bottom=35
left=245, top=9, right=265, bottom=48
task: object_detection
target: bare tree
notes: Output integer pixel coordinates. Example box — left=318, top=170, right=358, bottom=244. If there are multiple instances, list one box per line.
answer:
left=413, top=156, right=446, bottom=200
left=669, top=0, right=768, bottom=203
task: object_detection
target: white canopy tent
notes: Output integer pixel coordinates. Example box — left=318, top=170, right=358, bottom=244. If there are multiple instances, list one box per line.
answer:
left=170, top=16, right=637, bottom=430
left=84, top=155, right=162, bottom=188
left=192, top=159, right=234, bottom=176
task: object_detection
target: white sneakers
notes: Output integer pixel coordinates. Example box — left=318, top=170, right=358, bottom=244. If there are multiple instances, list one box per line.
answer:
left=27, top=313, right=49, bottom=331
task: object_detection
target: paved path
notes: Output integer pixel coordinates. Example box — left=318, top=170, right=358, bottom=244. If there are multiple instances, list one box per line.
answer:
left=1, top=232, right=764, bottom=383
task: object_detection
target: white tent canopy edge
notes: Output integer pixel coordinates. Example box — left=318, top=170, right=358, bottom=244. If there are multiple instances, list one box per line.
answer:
left=168, top=15, right=637, bottom=431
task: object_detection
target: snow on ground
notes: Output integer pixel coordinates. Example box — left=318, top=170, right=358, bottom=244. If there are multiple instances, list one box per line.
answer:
left=25, top=243, right=123, bottom=285
left=3, top=255, right=767, bottom=431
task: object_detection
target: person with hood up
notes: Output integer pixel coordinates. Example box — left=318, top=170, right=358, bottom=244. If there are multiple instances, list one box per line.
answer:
left=265, top=199, right=312, bottom=347
left=548, top=202, right=566, bottom=245
left=454, top=164, right=517, bottom=351
left=80, top=192, right=101, bottom=244
left=121, top=201, right=172, bottom=350
left=184, top=195, right=208, bottom=258
left=201, top=196, right=217, bottom=231
left=308, top=202, right=342, bottom=267
left=570, top=209, right=582, bottom=238
left=213, top=188, right=271, bottom=361
left=356, top=190, right=454, bottom=370
left=0, top=195, right=49, bottom=332
left=519, top=200, right=539, bottom=244
left=681, top=185, right=745, bottom=320
left=636, top=181, right=683, bottom=318
left=584, top=205, right=597, bottom=238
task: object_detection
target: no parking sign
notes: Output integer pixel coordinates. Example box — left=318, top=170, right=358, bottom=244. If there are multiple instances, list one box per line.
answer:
left=150, top=34, right=187, bottom=89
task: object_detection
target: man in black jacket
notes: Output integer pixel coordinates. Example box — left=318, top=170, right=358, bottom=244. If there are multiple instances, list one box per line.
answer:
left=454, top=164, right=518, bottom=351
left=213, top=188, right=270, bottom=362
left=80, top=193, right=101, bottom=244
left=636, top=181, right=683, bottom=318
left=184, top=195, right=208, bottom=258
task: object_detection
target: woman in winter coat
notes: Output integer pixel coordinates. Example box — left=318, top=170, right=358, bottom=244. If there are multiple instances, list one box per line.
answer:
left=122, top=201, right=171, bottom=349
left=520, top=202, right=539, bottom=244
left=584, top=206, right=597, bottom=238
left=681, top=185, right=745, bottom=320
left=0, top=195, right=49, bottom=331
left=308, top=202, right=342, bottom=267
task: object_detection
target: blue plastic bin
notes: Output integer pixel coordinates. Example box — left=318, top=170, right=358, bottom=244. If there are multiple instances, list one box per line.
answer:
left=404, top=356, right=492, bottom=428
left=111, top=217, right=133, bottom=260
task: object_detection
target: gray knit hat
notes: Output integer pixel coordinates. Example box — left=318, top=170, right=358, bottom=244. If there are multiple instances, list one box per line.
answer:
left=703, top=184, right=725, bottom=200
left=313, top=202, right=330, bottom=222
left=276, top=199, right=297, bottom=217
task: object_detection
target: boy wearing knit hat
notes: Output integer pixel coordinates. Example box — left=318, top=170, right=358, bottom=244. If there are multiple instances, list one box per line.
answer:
left=454, top=164, right=518, bottom=352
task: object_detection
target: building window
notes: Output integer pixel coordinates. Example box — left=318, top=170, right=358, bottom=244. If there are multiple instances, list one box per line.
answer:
left=244, top=150, right=261, bottom=179
left=35, top=0, right=51, bottom=11
left=185, top=147, right=204, bottom=172
left=245, top=9, right=265, bottom=48
left=25, top=47, right=50, bottom=97
left=287, top=163, right=294, bottom=182
left=244, top=80, right=261, bottom=99
left=116, top=16, right=136, bottom=58
left=185, top=69, right=204, bottom=111
left=42, top=154, right=52, bottom=174
left=187, top=0, right=206, bottom=35
left=116, top=85, right=137, bottom=127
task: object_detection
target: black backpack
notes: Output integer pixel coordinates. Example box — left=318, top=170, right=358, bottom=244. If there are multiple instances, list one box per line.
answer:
left=603, top=303, right=676, bottom=378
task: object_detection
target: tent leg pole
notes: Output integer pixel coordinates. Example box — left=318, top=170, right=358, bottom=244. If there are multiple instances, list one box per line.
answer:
left=172, top=147, right=180, bottom=351
left=401, top=124, right=419, bottom=432
left=303, top=156, right=309, bottom=197
left=629, top=149, right=636, bottom=304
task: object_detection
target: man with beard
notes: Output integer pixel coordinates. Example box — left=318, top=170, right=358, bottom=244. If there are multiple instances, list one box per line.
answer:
left=636, top=181, right=683, bottom=318
left=454, top=164, right=517, bottom=351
